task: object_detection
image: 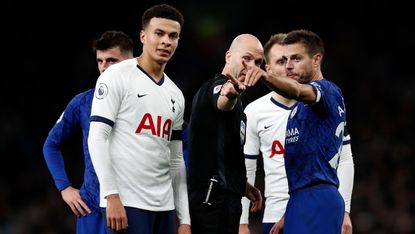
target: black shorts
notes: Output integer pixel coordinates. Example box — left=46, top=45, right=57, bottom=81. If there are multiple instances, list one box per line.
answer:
left=189, top=189, right=242, bottom=234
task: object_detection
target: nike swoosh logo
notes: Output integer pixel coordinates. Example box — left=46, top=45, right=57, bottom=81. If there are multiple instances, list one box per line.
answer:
left=137, top=93, right=147, bottom=98
left=264, top=125, right=272, bottom=129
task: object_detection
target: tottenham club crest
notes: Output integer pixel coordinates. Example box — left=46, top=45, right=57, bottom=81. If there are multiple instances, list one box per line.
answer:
left=95, top=83, right=108, bottom=99
left=171, top=98, right=176, bottom=113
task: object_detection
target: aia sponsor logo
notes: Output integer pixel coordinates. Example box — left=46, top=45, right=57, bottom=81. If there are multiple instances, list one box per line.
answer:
left=136, top=113, right=172, bottom=140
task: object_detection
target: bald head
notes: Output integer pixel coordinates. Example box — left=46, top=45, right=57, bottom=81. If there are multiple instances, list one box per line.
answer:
left=223, top=34, right=264, bottom=81
left=229, top=34, right=263, bottom=53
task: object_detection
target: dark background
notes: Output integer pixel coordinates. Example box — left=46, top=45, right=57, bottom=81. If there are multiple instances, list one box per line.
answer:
left=2, top=0, right=414, bottom=233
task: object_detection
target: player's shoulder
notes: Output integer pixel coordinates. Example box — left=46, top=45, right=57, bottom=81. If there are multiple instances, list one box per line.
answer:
left=101, top=58, right=136, bottom=77
left=311, top=78, right=342, bottom=94
left=111, top=58, right=135, bottom=70
left=74, top=88, right=94, bottom=99
left=67, top=88, right=94, bottom=107
left=163, top=73, right=183, bottom=91
left=197, top=74, right=223, bottom=91
left=163, top=73, right=185, bottom=100
left=245, top=92, right=272, bottom=113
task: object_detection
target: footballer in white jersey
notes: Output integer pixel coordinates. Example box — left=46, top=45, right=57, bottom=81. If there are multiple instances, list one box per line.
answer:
left=89, top=58, right=185, bottom=211
left=240, top=92, right=354, bottom=233
left=241, top=92, right=293, bottom=225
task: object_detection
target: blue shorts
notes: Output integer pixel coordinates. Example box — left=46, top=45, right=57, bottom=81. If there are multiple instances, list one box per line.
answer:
left=76, top=209, right=106, bottom=234
left=103, top=207, right=174, bottom=234
left=284, top=184, right=344, bottom=234
left=262, top=223, right=274, bottom=234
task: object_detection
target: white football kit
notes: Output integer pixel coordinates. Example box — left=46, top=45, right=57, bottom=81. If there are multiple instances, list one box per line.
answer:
left=88, top=58, right=189, bottom=223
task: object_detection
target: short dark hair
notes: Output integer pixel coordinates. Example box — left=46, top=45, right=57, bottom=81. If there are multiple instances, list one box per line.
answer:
left=92, top=30, right=134, bottom=55
left=263, top=33, right=287, bottom=64
left=283, top=29, right=324, bottom=58
left=142, top=4, right=184, bottom=29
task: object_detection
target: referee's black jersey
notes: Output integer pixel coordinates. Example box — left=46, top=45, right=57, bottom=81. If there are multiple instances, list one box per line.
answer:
left=188, top=74, right=247, bottom=196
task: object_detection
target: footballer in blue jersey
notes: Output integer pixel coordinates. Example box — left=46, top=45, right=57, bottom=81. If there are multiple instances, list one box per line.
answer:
left=43, top=31, right=133, bottom=234
left=284, top=79, right=346, bottom=192
left=259, top=29, right=346, bottom=234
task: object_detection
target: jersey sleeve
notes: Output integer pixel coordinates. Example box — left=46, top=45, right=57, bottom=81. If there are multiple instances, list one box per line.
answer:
left=309, top=80, right=345, bottom=118
left=243, top=104, right=261, bottom=156
left=337, top=133, right=354, bottom=213
left=89, top=68, right=123, bottom=197
left=90, top=67, right=124, bottom=125
left=210, top=78, right=226, bottom=111
left=240, top=104, right=260, bottom=224
left=43, top=95, right=81, bottom=191
left=169, top=140, right=190, bottom=224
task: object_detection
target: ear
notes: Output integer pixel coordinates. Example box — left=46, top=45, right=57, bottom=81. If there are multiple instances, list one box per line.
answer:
left=225, top=51, right=231, bottom=64
left=313, top=53, right=322, bottom=67
left=139, top=30, right=145, bottom=43
left=265, top=63, right=270, bottom=72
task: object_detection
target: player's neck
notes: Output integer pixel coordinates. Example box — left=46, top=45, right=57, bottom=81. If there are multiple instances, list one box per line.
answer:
left=136, top=56, right=165, bottom=82
left=271, top=92, right=296, bottom=107
left=311, top=70, right=324, bottom=82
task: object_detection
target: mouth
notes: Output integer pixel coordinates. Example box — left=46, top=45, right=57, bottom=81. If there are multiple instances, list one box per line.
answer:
left=287, top=73, right=296, bottom=78
left=157, top=49, right=171, bottom=57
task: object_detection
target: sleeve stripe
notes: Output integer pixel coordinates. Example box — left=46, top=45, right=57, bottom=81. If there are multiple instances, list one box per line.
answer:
left=245, top=154, right=260, bottom=159
left=90, top=115, right=114, bottom=127
left=171, top=129, right=183, bottom=141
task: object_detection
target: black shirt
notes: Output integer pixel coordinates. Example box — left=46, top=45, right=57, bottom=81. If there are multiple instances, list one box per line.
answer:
left=188, top=74, right=247, bottom=196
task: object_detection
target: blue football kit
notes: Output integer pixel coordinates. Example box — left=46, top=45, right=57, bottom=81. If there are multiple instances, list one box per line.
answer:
left=283, top=79, right=346, bottom=234
left=43, top=89, right=105, bottom=234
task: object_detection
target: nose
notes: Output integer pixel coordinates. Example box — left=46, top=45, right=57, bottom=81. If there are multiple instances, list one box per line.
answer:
left=285, top=59, right=294, bottom=70
left=99, top=61, right=110, bottom=74
left=161, top=34, right=172, bottom=45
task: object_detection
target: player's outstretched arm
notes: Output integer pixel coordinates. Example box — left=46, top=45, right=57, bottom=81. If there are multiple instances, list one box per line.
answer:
left=217, top=73, right=245, bottom=111
left=261, top=71, right=316, bottom=104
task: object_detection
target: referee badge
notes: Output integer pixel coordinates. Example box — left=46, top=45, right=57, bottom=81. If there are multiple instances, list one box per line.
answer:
left=213, top=85, right=222, bottom=94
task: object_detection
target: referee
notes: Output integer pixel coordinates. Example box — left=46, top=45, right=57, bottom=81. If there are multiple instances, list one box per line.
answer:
left=188, top=34, right=263, bottom=234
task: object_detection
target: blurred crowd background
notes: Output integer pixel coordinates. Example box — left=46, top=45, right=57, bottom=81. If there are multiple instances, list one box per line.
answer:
left=2, top=1, right=414, bottom=233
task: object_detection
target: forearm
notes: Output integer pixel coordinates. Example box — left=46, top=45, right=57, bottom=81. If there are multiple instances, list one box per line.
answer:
left=43, top=136, right=71, bottom=191
left=170, top=140, right=191, bottom=224
left=88, top=121, right=118, bottom=197
left=217, top=95, right=238, bottom=111
left=337, top=143, right=354, bottom=212
left=261, top=74, right=316, bottom=104
left=240, top=158, right=258, bottom=223
left=261, top=73, right=300, bottom=98
left=217, top=80, right=243, bottom=111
